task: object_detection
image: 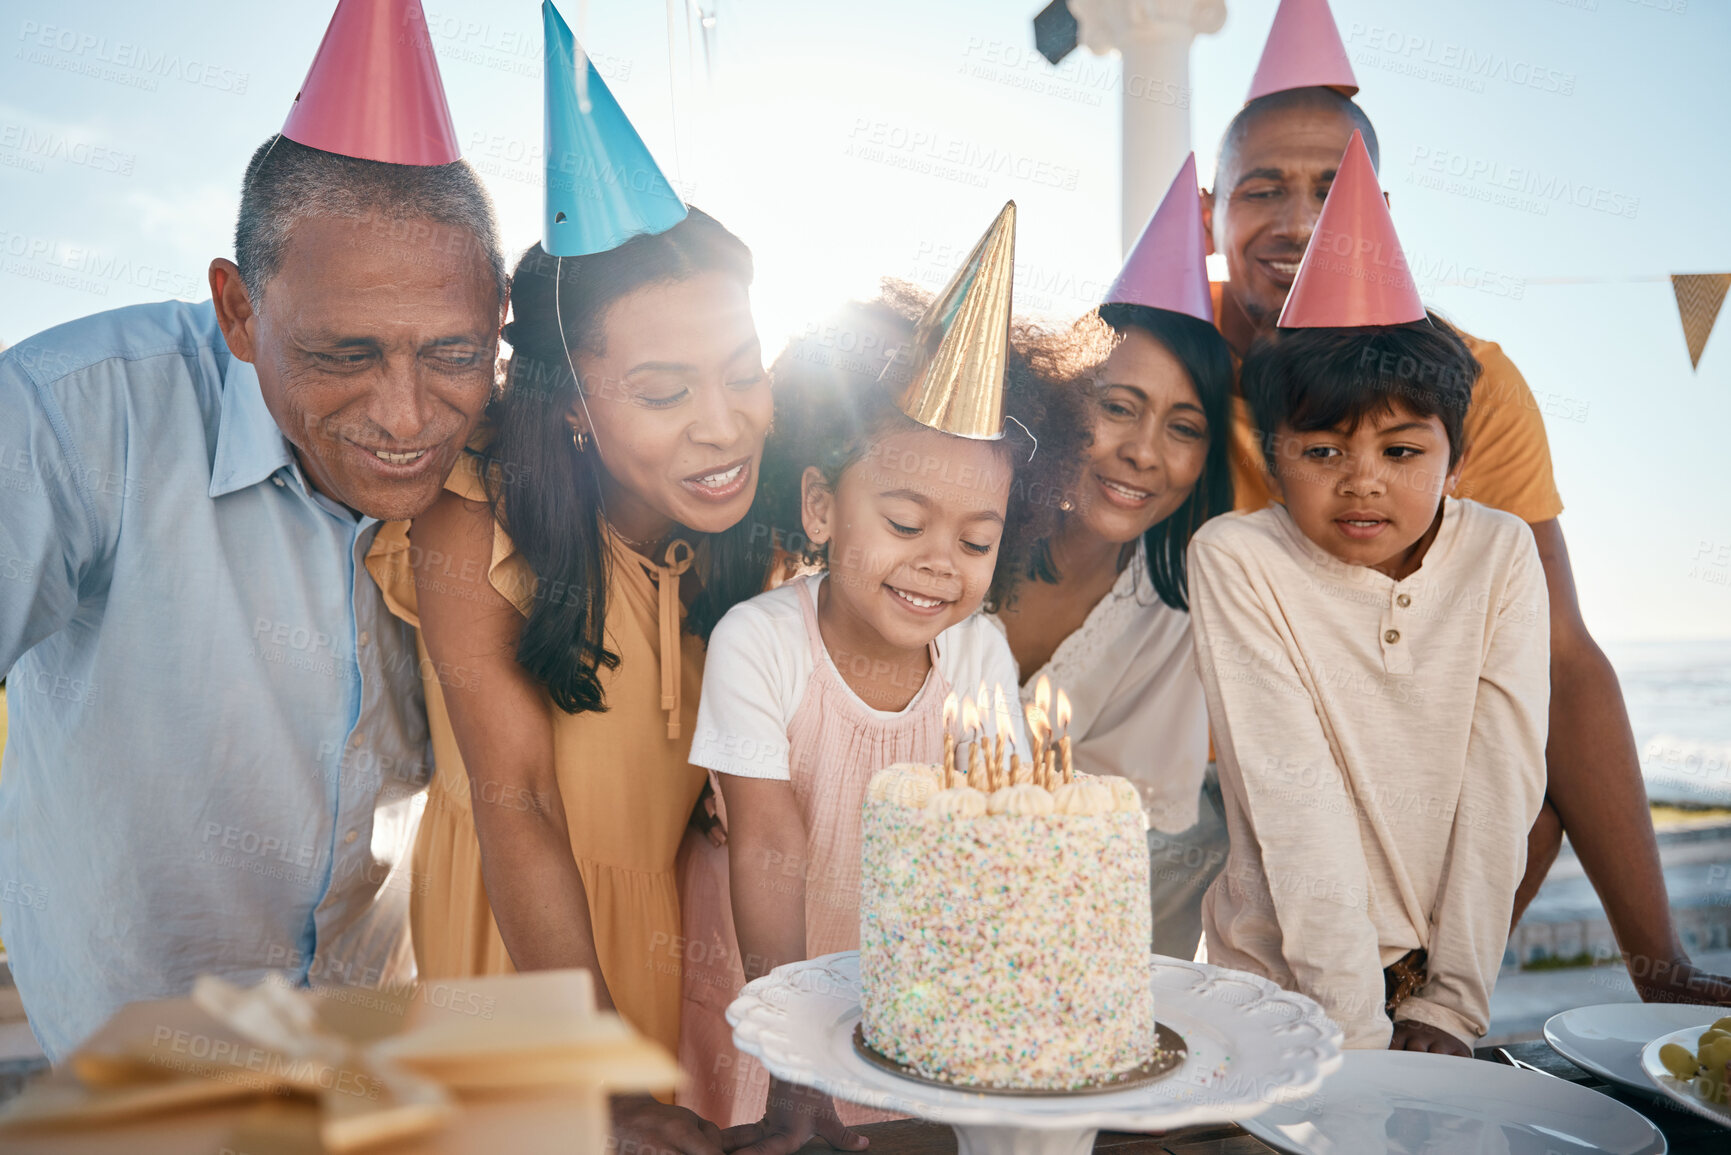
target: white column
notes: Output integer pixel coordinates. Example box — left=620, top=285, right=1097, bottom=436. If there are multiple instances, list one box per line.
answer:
left=1070, top=0, right=1226, bottom=254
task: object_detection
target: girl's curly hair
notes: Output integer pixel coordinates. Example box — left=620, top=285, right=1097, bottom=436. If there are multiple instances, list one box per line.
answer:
left=761, top=281, right=1075, bottom=611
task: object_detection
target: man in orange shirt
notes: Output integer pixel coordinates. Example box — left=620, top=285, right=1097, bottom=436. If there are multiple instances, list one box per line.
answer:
left=1202, top=85, right=1730, bottom=1005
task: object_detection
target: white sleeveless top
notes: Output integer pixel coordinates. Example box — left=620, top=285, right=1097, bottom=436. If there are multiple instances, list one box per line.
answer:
left=989, top=540, right=1210, bottom=833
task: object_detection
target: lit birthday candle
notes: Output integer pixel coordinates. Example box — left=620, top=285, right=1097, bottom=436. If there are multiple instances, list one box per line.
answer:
left=992, top=683, right=1015, bottom=790
left=1026, top=704, right=1051, bottom=789
left=942, top=692, right=958, bottom=788
left=1056, top=689, right=1074, bottom=784
left=962, top=697, right=987, bottom=791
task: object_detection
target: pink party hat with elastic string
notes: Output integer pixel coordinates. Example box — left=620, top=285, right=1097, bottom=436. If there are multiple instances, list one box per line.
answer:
left=1246, top=0, right=1358, bottom=102
left=281, top=0, right=461, bottom=165
left=1277, top=131, right=1424, bottom=328
left=1104, top=153, right=1212, bottom=323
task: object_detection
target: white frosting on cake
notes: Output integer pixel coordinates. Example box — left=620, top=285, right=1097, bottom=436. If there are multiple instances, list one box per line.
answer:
left=868, top=764, right=943, bottom=808
left=925, top=785, right=988, bottom=817
left=1049, top=779, right=1115, bottom=816
left=986, top=783, right=1055, bottom=816
left=859, top=766, right=1155, bottom=1090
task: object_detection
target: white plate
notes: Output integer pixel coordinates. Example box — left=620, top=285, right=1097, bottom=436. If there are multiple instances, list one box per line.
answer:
left=728, top=951, right=1342, bottom=1133
left=1640, top=1025, right=1731, bottom=1130
left=1240, top=1050, right=1667, bottom=1155
left=1545, top=1003, right=1726, bottom=1092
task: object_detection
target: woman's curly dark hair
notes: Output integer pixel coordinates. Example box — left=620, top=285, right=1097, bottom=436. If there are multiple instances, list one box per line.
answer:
left=759, top=281, right=1072, bottom=611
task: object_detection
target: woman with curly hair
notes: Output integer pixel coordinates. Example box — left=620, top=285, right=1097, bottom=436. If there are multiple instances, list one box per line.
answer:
left=992, top=269, right=1236, bottom=961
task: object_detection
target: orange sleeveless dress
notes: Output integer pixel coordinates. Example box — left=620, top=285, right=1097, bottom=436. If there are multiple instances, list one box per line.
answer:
left=364, top=454, right=707, bottom=1058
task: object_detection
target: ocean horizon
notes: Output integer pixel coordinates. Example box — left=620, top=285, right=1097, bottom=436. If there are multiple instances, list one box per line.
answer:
left=1605, top=638, right=1731, bottom=810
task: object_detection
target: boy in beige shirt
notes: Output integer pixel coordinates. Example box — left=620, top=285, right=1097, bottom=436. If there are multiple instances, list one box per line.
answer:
left=1189, top=313, right=1550, bottom=1053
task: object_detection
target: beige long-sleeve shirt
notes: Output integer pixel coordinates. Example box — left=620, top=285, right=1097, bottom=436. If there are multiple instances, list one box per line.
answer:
left=1189, top=499, right=1549, bottom=1048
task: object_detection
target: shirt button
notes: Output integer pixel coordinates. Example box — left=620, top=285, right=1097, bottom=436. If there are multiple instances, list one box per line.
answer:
left=349, top=731, right=365, bottom=748
left=1396, top=594, right=1411, bottom=608
left=1384, top=629, right=1401, bottom=644
left=344, top=830, right=358, bottom=845
left=272, top=476, right=285, bottom=487
left=357, top=631, right=370, bottom=647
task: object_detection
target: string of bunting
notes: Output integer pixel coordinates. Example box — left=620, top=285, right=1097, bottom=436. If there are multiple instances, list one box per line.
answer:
left=1424, top=271, right=1731, bottom=371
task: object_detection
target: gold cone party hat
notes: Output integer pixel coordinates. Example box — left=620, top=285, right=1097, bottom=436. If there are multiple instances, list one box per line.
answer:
left=882, top=201, right=1016, bottom=439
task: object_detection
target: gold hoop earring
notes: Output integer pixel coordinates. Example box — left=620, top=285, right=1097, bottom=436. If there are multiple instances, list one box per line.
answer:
left=572, top=428, right=589, bottom=453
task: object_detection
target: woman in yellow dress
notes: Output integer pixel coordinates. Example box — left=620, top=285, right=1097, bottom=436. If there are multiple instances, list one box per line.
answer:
left=364, top=208, right=775, bottom=1147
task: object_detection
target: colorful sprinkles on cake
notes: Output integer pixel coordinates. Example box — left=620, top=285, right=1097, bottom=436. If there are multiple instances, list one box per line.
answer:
left=858, top=766, right=1157, bottom=1091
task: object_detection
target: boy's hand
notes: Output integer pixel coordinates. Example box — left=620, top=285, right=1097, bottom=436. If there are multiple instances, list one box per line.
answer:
left=1389, top=1020, right=1471, bottom=1057
left=728, top=1078, right=869, bottom=1155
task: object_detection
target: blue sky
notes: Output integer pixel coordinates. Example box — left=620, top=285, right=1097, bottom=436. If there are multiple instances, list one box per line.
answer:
left=1, top=0, right=1727, bottom=640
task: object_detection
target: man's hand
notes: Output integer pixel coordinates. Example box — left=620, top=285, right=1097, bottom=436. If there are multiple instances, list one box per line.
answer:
left=1630, top=955, right=1731, bottom=1006
left=727, top=1078, right=869, bottom=1155
left=1389, top=1020, right=1471, bottom=1057
left=610, top=1094, right=731, bottom=1155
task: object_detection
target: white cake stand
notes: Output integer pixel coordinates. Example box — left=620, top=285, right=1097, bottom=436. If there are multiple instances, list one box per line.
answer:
left=728, top=951, right=1343, bottom=1155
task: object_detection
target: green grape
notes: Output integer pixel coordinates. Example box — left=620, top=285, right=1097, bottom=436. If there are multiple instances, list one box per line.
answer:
left=1711, top=1016, right=1731, bottom=1034
left=1704, top=1036, right=1731, bottom=1072
left=1661, top=1042, right=1702, bottom=1080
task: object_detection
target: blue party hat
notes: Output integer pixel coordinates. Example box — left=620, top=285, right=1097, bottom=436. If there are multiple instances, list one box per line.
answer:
left=542, top=1, right=687, bottom=256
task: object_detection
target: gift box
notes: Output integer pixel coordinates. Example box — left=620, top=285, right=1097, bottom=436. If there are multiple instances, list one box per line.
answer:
left=0, top=969, right=678, bottom=1154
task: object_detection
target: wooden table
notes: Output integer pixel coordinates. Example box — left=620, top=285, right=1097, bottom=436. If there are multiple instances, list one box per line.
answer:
left=4, top=1042, right=1725, bottom=1152
left=820, top=1041, right=1727, bottom=1154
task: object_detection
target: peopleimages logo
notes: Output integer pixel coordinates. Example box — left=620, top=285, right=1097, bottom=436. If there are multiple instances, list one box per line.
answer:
left=1344, top=23, right=1577, bottom=96
left=0, top=123, right=134, bottom=175
left=0, top=230, right=203, bottom=299
left=845, top=119, right=1081, bottom=192
left=1409, top=146, right=1639, bottom=220
left=15, top=21, right=250, bottom=94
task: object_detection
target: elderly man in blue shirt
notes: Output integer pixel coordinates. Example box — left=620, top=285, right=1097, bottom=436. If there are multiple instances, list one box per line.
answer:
left=0, top=131, right=506, bottom=1062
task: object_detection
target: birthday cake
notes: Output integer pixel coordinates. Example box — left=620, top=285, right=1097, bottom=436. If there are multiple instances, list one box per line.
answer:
left=857, top=760, right=1156, bottom=1091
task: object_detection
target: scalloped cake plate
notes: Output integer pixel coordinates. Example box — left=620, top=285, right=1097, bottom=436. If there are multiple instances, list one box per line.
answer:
left=1545, top=1003, right=1727, bottom=1094
left=1240, top=1050, right=1668, bottom=1155
left=728, top=950, right=1343, bottom=1133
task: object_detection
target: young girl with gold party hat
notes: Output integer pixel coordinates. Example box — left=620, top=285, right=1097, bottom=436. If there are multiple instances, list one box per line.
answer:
left=683, top=206, right=1046, bottom=1143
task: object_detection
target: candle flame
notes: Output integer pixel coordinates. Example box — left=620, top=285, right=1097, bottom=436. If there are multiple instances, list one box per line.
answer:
left=960, top=696, right=981, bottom=736
left=1034, top=674, right=1051, bottom=715
left=1055, top=688, right=1073, bottom=732
left=1025, top=702, right=1049, bottom=740
left=943, top=692, right=958, bottom=727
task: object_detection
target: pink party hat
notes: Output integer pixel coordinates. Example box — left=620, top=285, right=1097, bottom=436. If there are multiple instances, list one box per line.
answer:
left=281, top=0, right=461, bottom=165
left=1246, top=0, right=1359, bottom=103
left=1104, top=153, right=1212, bottom=323
left=1277, top=132, right=1424, bottom=328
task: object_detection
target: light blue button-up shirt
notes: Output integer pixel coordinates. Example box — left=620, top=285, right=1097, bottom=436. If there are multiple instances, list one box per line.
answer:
left=0, top=300, right=433, bottom=1060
